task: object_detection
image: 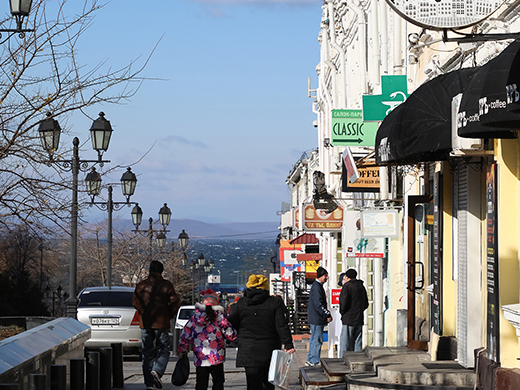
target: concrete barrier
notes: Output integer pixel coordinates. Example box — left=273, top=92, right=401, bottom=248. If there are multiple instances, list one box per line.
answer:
left=0, top=317, right=90, bottom=388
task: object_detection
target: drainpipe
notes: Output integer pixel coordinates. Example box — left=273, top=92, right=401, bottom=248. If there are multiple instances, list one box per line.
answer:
left=379, top=0, right=389, bottom=75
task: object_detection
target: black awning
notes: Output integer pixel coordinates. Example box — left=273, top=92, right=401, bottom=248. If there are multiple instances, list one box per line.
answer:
left=375, top=68, right=477, bottom=165
left=458, top=40, right=520, bottom=139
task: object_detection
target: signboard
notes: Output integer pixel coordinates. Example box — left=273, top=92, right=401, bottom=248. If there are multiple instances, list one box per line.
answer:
left=432, top=171, right=442, bottom=335
left=331, top=110, right=379, bottom=146
left=344, top=210, right=385, bottom=259
left=342, top=163, right=380, bottom=192
left=360, top=210, right=399, bottom=238
left=280, top=248, right=303, bottom=282
left=486, top=162, right=499, bottom=361
left=296, top=253, right=323, bottom=261
left=362, top=75, right=409, bottom=122
left=331, top=289, right=341, bottom=305
left=302, top=204, right=344, bottom=231
left=343, top=147, right=360, bottom=183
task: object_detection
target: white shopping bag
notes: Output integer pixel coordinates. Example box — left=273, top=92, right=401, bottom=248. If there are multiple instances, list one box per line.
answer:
left=268, top=349, right=292, bottom=389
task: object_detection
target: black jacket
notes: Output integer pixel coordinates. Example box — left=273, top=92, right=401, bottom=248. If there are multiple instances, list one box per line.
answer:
left=228, top=288, right=294, bottom=368
left=339, top=279, right=369, bottom=326
left=307, top=280, right=331, bottom=325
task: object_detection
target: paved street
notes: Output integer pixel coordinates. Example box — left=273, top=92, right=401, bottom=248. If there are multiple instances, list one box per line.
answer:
left=122, top=338, right=310, bottom=390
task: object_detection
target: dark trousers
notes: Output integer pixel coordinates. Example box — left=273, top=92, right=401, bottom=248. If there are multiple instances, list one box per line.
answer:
left=195, top=363, right=225, bottom=390
left=244, top=366, right=274, bottom=390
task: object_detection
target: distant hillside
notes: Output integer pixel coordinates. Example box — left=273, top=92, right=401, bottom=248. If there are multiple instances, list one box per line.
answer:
left=83, top=219, right=280, bottom=241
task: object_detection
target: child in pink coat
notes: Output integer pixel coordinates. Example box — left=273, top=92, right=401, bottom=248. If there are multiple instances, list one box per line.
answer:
left=178, top=289, right=236, bottom=390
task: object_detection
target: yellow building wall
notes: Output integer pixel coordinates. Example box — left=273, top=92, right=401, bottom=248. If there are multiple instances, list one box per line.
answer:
left=496, top=138, right=520, bottom=368
left=441, top=163, right=457, bottom=337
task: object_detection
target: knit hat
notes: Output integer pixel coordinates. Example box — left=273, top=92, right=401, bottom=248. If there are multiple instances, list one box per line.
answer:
left=201, top=289, right=219, bottom=306
left=246, top=274, right=269, bottom=290
left=345, top=269, right=357, bottom=279
left=316, top=267, right=328, bottom=278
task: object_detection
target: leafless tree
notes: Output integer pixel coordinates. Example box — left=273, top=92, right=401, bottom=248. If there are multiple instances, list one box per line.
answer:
left=0, top=0, right=153, bottom=239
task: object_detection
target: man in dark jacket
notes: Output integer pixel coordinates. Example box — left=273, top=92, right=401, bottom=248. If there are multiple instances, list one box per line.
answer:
left=133, top=260, right=180, bottom=390
left=228, top=274, right=294, bottom=390
left=339, top=268, right=369, bottom=356
left=306, top=267, right=332, bottom=366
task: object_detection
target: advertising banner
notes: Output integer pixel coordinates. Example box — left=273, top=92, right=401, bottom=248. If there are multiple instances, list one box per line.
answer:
left=344, top=210, right=385, bottom=258
left=360, top=210, right=399, bottom=238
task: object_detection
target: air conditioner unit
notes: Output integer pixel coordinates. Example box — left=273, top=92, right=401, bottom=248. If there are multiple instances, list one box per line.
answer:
left=451, top=93, right=483, bottom=153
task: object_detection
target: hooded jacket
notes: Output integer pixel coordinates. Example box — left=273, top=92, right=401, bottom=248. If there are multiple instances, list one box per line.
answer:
left=228, top=288, right=294, bottom=368
left=177, top=302, right=236, bottom=367
left=307, top=279, right=332, bottom=325
left=132, top=272, right=180, bottom=329
left=339, top=278, right=369, bottom=326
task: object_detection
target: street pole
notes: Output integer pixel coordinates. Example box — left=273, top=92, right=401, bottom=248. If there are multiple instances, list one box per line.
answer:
left=107, top=186, right=113, bottom=289
left=66, top=137, right=80, bottom=319
left=149, top=217, right=153, bottom=261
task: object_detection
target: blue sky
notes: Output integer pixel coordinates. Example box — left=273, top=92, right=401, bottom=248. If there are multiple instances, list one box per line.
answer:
left=66, top=0, right=322, bottom=224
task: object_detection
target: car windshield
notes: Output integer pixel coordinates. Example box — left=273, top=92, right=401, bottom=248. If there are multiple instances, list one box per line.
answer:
left=178, top=308, right=195, bottom=320
left=78, top=291, right=134, bottom=307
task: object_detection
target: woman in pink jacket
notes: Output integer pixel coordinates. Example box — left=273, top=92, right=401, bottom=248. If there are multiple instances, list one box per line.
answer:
left=178, top=289, right=236, bottom=390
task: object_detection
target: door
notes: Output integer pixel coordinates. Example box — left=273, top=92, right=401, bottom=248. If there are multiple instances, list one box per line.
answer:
left=407, top=195, right=433, bottom=350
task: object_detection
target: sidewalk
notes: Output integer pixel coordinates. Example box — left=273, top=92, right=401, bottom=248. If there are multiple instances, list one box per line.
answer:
left=123, top=336, right=310, bottom=389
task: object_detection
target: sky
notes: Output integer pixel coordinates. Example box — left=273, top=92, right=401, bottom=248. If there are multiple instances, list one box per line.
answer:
left=62, top=0, right=323, bottom=224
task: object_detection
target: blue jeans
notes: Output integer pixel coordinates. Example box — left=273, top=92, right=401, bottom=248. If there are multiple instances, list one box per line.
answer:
left=307, top=324, right=324, bottom=364
left=339, top=324, right=363, bottom=357
left=141, top=328, right=171, bottom=387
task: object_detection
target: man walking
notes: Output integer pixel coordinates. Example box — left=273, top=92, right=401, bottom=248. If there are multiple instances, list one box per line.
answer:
left=339, top=268, right=369, bottom=357
left=133, top=260, right=181, bottom=390
left=306, top=266, right=332, bottom=367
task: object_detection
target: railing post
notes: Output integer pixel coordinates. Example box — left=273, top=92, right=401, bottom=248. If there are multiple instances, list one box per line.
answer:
left=51, top=364, right=67, bottom=390
left=86, top=351, right=100, bottom=390
left=99, top=347, right=113, bottom=390
left=28, top=373, right=46, bottom=390
left=111, top=343, right=124, bottom=389
left=70, top=358, right=85, bottom=390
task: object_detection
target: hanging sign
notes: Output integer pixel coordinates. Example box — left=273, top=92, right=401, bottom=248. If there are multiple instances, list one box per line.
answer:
left=331, top=110, right=379, bottom=146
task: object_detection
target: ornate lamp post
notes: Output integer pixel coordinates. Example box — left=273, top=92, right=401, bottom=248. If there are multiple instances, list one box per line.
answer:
left=85, top=167, right=138, bottom=288
left=38, top=112, right=112, bottom=318
left=0, top=0, right=33, bottom=43
left=131, top=203, right=172, bottom=261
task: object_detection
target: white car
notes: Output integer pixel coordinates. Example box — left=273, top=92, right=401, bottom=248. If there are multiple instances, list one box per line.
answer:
left=175, top=305, right=196, bottom=330
left=77, top=286, right=142, bottom=355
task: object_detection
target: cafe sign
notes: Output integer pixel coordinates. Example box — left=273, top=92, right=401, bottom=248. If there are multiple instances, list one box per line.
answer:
left=302, top=204, right=344, bottom=231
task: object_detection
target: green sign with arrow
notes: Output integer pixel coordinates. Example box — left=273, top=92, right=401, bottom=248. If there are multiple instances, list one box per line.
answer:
left=331, top=109, right=379, bottom=147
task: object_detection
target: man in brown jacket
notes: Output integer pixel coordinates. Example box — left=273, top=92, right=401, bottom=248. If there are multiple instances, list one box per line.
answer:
left=133, top=260, right=180, bottom=390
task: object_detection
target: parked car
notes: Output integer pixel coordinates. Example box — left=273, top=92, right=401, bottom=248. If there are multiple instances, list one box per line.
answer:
left=77, top=286, right=141, bottom=355
left=175, top=305, right=196, bottom=329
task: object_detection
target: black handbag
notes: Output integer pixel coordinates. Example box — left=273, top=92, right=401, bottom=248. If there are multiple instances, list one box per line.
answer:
left=171, top=354, right=190, bottom=386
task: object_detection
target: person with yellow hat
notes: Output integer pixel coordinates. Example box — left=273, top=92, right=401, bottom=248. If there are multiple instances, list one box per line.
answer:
left=228, top=274, right=294, bottom=390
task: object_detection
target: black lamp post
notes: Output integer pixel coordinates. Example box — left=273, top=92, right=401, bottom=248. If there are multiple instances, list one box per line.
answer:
left=85, top=167, right=138, bottom=288
left=0, top=0, right=33, bottom=43
left=132, top=204, right=172, bottom=261
left=38, top=112, right=112, bottom=318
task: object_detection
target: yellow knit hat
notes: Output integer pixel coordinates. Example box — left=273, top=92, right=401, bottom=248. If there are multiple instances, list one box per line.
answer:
left=246, top=274, right=269, bottom=290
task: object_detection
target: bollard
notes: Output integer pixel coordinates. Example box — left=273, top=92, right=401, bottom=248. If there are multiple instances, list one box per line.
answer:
left=70, top=358, right=85, bottom=390
left=111, top=343, right=124, bottom=389
left=51, top=364, right=67, bottom=390
left=86, top=350, right=100, bottom=390
left=28, top=373, right=46, bottom=390
left=0, top=384, right=19, bottom=390
left=99, top=347, right=113, bottom=390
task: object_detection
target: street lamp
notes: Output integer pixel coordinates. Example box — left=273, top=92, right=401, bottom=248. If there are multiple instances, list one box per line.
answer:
left=38, top=112, right=113, bottom=318
left=0, top=0, right=33, bottom=43
left=132, top=204, right=172, bottom=260
left=85, top=167, right=138, bottom=288
left=178, top=230, right=189, bottom=249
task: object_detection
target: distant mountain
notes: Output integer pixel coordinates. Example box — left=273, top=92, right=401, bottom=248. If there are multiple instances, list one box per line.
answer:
left=83, top=218, right=281, bottom=241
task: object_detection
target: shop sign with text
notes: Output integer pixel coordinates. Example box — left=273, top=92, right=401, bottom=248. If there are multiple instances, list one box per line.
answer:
left=302, top=204, right=344, bottom=231
left=331, top=110, right=379, bottom=146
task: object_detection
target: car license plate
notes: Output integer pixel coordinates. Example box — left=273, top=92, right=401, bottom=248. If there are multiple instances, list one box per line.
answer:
left=91, top=317, right=119, bottom=325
